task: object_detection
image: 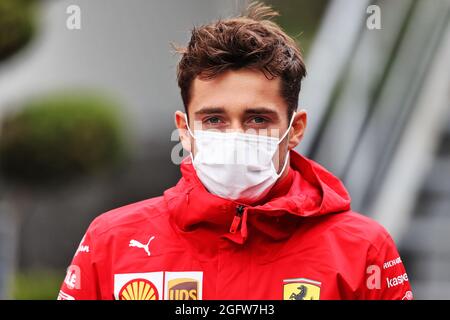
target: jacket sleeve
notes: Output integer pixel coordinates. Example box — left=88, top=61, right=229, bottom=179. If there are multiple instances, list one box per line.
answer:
left=362, top=233, right=413, bottom=300
left=57, top=226, right=99, bottom=300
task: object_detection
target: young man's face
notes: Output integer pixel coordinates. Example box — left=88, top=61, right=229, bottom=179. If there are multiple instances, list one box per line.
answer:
left=175, top=68, right=307, bottom=180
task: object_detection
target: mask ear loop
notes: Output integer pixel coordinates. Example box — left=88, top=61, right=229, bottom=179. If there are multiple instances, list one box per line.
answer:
left=275, top=112, right=296, bottom=178
left=184, top=114, right=196, bottom=163
left=184, top=114, right=196, bottom=140
left=277, top=111, right=296, bottom=145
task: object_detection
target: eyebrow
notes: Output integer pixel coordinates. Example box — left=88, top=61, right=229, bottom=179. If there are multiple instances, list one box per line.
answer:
left=194, top=107, right=226, bottom=115
left=194, top=106, right=279, bottom=117
left=244, top=107, right=279, bottom=116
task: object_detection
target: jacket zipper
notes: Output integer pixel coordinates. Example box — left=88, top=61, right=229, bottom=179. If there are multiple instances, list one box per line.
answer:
left=229, top=204, right=245, bottom=234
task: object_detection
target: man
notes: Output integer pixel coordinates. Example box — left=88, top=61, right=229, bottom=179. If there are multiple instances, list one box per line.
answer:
left=58, top=2, right=413, bottom=300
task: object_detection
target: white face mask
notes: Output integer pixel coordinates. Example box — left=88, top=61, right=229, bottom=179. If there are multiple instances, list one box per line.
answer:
left=185, top=112, right=295, bottom=203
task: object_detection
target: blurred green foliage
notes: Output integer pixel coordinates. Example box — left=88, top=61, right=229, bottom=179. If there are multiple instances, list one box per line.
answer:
left=0, top=92, right=126, bottom=187
left=0, top=0, right=36, bottom=61
left=266, top=0, right=330, bottom=55
left=11, top=269, right=64, bottom=300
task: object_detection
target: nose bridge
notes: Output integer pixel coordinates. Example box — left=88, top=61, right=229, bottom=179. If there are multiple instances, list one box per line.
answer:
left=229, top=118, right=245, bottom=133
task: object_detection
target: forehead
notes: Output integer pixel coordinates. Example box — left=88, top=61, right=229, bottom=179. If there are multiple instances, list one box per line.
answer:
left=188, top=68, right=287, bottom=116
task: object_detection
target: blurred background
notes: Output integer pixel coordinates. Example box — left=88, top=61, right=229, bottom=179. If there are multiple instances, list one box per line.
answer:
left=0, top=0, right=448, bottom=299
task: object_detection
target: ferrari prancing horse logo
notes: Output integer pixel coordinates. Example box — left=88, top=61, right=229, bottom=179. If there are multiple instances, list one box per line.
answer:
left=283, top=278, right=321, bottom=300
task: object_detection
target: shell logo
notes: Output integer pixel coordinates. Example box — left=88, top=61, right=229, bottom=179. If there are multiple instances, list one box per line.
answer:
left=119, top=278, right=159, bottom=300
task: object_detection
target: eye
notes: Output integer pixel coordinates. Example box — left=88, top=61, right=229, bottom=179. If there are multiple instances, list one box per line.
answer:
left=203, top=116, right=223, bottom=125
left=249, top=116, right=268, bottom=124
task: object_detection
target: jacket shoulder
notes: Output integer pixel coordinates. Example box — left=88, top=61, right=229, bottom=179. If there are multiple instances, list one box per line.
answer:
left=325, top=211, right=392, bottom=252
left=87, top=196, right=167, bottom=237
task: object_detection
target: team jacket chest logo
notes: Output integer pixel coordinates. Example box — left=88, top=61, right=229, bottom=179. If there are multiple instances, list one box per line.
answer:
left=129, top=235, right=155, bottom=256
left=283, top=278, right=321, bottom=300
left=114, top=272, right=203, bottom=300
left=167, top=278, right=199, bottom=300
left=119, top=278, right=158, bottom=300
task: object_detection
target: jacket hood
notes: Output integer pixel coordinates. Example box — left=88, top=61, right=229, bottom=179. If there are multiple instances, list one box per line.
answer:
left=164, top=149, right=351, bottom=244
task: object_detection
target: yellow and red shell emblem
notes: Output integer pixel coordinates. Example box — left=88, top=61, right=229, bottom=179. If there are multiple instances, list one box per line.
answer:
left=119, top=278, right=159, bottom=300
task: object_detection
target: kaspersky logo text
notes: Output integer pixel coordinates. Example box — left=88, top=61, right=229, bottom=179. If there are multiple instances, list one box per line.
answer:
left=386, top=273, right=409, bottom=289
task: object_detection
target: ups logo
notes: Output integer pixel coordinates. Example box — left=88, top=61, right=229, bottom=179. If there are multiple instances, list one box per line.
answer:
left=168, top=278, right=199, bottom=300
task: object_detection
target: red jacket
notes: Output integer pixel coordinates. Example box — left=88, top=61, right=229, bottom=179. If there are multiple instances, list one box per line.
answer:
left=58, top=150, right=413, bottom=300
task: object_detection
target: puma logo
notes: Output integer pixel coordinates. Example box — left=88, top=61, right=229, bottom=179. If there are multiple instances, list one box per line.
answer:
left=129, top=236, right=155, bottom=257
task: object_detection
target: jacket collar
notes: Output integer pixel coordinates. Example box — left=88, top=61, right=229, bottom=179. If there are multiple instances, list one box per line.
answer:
left=164, top=150, right=351, bottom=244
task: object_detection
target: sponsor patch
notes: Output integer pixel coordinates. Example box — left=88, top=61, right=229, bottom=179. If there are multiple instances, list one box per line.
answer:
left=383, top=256, right=402, bottom=270
left=283, top=278, right=321, bottom=300
left=114, top=271, right=203, bottom=300
left=164, top=271, right=203, bottom=300
left=75, top=235, right=90, bottom=256
left=64, top=265, right=81, bottom=290
left=386, top=272, right=409, bottom=289
left=402, top=290, right=413, bottom=300
left=129, top=235, right=155, bottom=257
left=114, top=272, right=163, bottom=300
left=119, top=278, right=159, bottom=300
left=57, top=290, right=75, bottom=300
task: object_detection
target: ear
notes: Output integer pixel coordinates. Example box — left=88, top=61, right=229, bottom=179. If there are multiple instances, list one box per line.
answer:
left=288, top=109, right=307, bottom=150
left=174, top=110, right=192, bottom=153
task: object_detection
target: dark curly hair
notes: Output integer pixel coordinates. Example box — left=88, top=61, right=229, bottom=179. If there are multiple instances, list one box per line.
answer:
left=174, top=1, right=307, bottom=119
